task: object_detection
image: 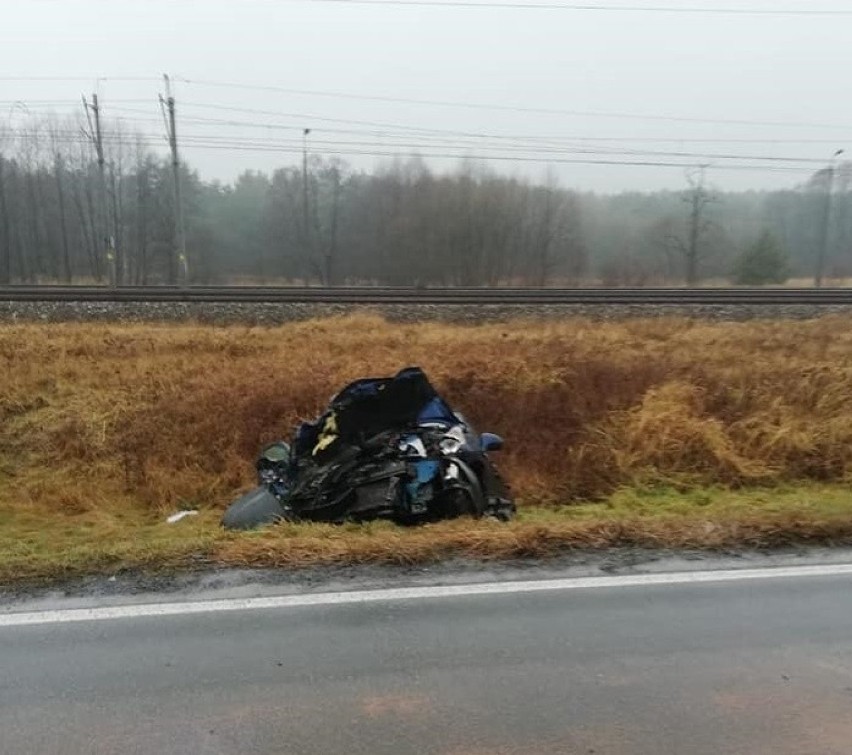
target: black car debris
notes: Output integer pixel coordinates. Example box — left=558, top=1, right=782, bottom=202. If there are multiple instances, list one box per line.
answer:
left=222, top=367, right=515, bottom=530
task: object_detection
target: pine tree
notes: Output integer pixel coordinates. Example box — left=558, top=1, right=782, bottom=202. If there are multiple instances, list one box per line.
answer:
left=731, top=231, right=790, bottom=285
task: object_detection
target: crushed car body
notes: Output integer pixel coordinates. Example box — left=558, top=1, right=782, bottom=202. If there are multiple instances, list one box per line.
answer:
left=222, top=367, right=515, bottom=530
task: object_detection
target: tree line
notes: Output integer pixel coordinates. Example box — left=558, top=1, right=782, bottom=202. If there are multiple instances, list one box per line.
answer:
left=1, top=117, right=850, bottom=286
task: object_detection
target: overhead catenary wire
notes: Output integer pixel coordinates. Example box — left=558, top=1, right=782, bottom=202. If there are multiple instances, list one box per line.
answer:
left=0, top=76, right=162, bottom=83
left=3, top=90, right=839, bottom=181
left=1, top=1, right=842, bottom=17
left=299, top=0, right=852, bottom=15
left=174, top=102, right=852, bottom=145
left=16, top=102, right=850, bottom=151
left=8, top=130, right=816, bottom=174
left=41, top=104, right=836, bottom=168
left=169, top=147, right=823, bottom=174
left=175, top=78, right=852, bottom=132
left=4, top=122, right=832, bottom=173
left=4, top=75, right=849, bottom=132
left=5, top=125, right=832, bottom=170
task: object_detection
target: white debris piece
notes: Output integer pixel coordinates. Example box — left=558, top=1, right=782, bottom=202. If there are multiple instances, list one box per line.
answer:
left=166, top=510, right=199, bottom=524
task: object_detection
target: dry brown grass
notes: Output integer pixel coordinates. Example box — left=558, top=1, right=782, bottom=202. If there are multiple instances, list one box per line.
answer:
left=3, top=314, right=852, bottom=582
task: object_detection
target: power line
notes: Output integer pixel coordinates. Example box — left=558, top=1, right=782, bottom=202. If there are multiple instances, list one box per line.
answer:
left=175, top=138, right=833, bottom=164
left=0, top=99, right=161, bottom=109
left=110, top=104, right=440, bottom=135
left=7, top=125, right=834, bottom=166
left=5, top=100, right=836, bottom=177
left=178, top=78, right=852, bottom=131
left=0, top=76, right=160, bottom=82
left=174, top=138, right=833, bottom=165
left=7, top=102, right=841, bottom=166
left=111, top=104, right=662, bottom=154
left=0, top=99, right=89, bottom=106
left=175, top=144, right=818, bottom=174
left=172, top=103, right=852, bottom=148
left=180, top=101, right=513, bottom=138
left=9, top=130, right=818, bottom=174
left=24, top=102, right=843, bottom=152
left=8, top=104, right=843, bottom=174
left=302, top=0, right=852, bottom=15
left=4, top=76, right=847, bottom=131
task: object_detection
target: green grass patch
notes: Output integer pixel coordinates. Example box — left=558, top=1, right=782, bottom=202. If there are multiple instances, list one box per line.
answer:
left=3, top=484, right=852, bottom=585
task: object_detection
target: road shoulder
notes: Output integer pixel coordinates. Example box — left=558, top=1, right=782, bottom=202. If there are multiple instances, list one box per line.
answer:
left=5, top=544, right=852, bottom=616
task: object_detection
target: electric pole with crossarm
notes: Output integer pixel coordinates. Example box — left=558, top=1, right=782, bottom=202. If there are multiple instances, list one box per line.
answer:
left=160, top=75, right=189, bottom=285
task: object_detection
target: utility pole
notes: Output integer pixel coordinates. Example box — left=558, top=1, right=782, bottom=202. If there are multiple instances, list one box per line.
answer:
left=814, top=149, right=845, bottom=288
left=160, top=75, right=188, bottom=285
left=83, top=93, right=116, bottom=286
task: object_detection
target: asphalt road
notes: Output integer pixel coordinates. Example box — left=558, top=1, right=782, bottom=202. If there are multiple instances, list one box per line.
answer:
left=3, top=569, right=852, bottom=755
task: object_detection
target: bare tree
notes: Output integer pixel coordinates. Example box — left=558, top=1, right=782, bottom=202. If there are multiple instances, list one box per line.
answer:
left=69, top=140, right=102, bottom=281
left=835, top=162, right=852, bottom=272
left=104, top=120, right=134, bottom=284
left=0, top=160, right=10, bottom=284
left=0, top=126, right=11, bottom=284
left=53, top=151, right=72, bottom=282
left=523, top=172, right=585, bottom=287
left=811, top=151, right=845, bottom=287
left=45, top=119, right=73, bottom=283
left=19, top=124, right=48, bottom=281
left=670, top=167, right=716, bottom=286
left=324, top=161, right=342, bottom=285
left=641, top=215, right=681, bottom=283
left=134, top=144, right=152, bottom=284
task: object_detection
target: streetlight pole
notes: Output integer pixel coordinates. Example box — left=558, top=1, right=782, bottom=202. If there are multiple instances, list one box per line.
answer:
left=815, top=148, right=845, bottom=288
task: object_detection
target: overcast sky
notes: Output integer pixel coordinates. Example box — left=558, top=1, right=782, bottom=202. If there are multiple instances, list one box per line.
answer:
left=1, top=0, right=849, bottom=192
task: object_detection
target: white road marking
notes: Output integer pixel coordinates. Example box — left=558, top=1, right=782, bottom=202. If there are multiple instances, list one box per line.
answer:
left=2, top=562, right=852, bottom=628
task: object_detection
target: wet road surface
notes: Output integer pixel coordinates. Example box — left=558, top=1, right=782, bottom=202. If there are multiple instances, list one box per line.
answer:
left=2, top=569, right=852, bottom=754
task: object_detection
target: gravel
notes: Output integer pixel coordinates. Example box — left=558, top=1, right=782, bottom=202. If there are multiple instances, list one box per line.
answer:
left=3, top=300, right=852, bottom=324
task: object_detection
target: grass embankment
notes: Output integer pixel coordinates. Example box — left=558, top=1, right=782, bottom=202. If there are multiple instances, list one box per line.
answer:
left=3, top=315, right=852, bottom=583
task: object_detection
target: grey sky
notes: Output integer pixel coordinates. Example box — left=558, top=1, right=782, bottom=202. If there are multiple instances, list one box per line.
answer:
left=2, top=0, right=849, bottom=191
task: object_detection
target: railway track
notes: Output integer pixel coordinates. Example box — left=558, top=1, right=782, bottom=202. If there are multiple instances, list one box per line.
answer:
left=1, top=285, right=851, bottom=305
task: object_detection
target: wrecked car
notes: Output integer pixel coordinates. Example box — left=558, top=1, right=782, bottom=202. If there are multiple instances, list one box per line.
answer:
left=222, top=367, right=515, bottom=530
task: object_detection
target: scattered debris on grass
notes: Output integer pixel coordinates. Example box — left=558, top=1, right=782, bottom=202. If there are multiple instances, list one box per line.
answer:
left=166, top=510, right=199, bottom=524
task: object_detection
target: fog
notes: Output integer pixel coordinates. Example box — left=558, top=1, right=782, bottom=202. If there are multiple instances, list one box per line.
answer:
left=2, top=0, right=849, bottom=192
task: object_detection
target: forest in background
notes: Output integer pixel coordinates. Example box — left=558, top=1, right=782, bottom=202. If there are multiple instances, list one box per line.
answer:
left=1, top=117, right=850, bottom=287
